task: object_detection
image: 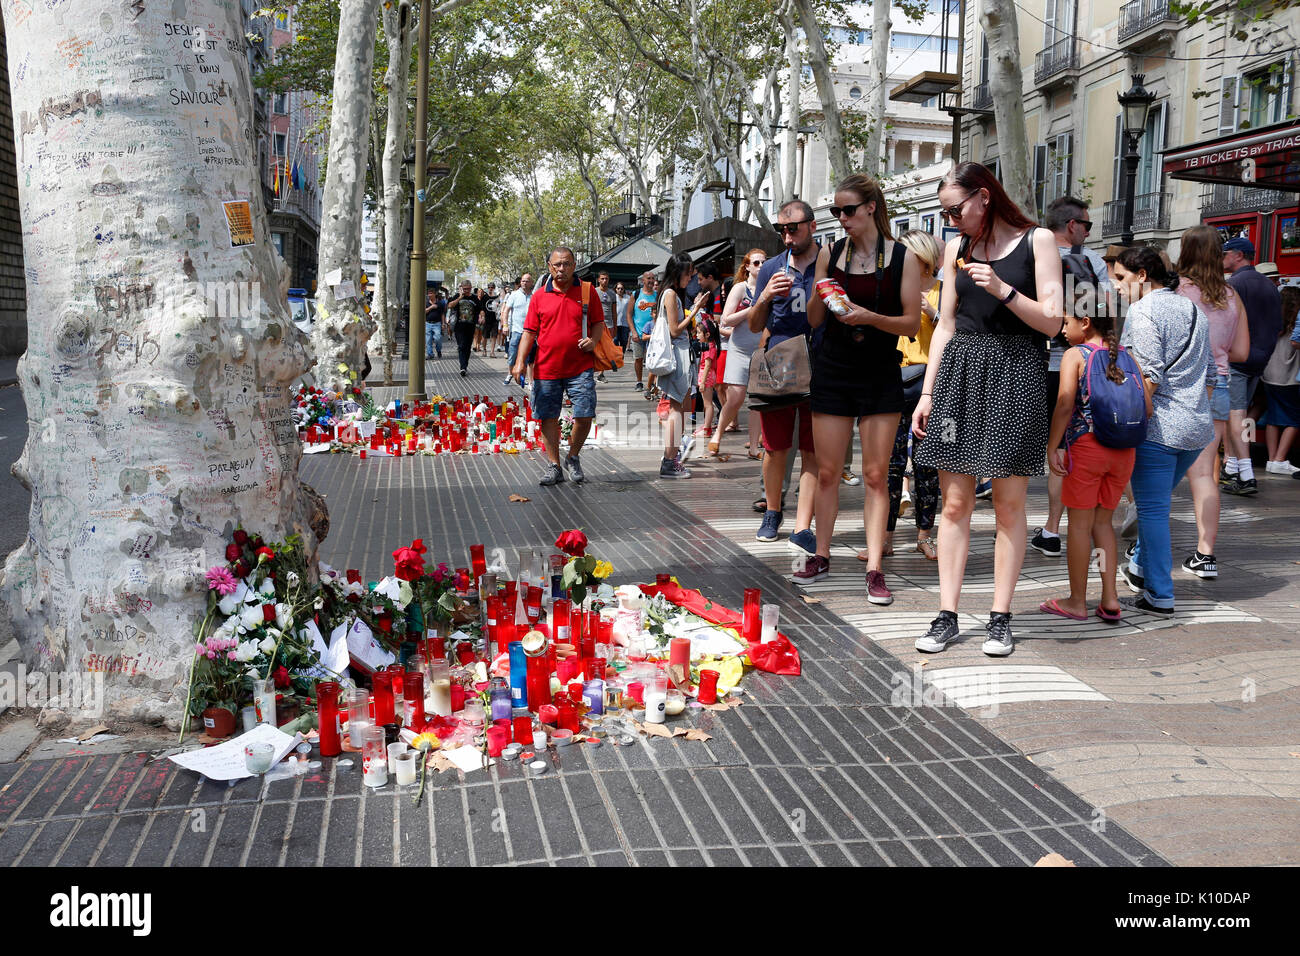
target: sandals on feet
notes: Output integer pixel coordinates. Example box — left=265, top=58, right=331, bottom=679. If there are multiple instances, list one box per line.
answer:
left=917, top=536, right=937, bottom=561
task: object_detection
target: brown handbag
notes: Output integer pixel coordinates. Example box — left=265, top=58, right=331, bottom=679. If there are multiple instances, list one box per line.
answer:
left=579, top=282, right=625, bottom=372
left=746, top=334, right=812, bottom=411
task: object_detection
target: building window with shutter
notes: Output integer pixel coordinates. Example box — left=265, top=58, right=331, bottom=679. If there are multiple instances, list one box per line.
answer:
left=1222, top=58, right=1294, bottom=132
left=1034, top=133, right=1073, bottom=218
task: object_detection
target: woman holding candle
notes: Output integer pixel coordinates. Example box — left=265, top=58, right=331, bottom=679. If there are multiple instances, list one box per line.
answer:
left=911, top=161, right=1064, bottom=657
left=798, top=173, right=922, bottom=609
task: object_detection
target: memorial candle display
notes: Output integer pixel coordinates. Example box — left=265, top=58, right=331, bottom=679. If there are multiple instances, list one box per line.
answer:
left=742, top=589, right=762, bottom=642
left=316, top=680, right=342, bottom=757
left=363, top=726, right=388, bottom=787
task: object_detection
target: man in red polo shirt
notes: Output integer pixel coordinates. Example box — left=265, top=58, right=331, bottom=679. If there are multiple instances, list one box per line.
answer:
left=511, top=246, right=607, bottom=486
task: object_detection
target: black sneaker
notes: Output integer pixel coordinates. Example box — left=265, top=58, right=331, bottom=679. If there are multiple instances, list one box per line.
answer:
left=1030, top=527, right=1062, bottom=557
left=1218, top=466, right=1234, bottom=486
left=1120, top=595, right=1173, bottom=616
left=538, top=463, right=566, bottom=486
left=915, top=612, right=960, bottom=653
left=659, top=456, right=691, bottom=479
left=565, top=455, right=585, bottom=484
left=634, top=382, right=644, bottom=391
left=981, top=612, right=1015, bottom=657
left=460, top=369, right=467, bottom=377
left=1222, top=476, right=1258, bottom=496
left=1182, top=551, right=1217, bottom=579
left=1119, top=562, right=1145, bottom=594
left=596, top=373, right=607, bottom=383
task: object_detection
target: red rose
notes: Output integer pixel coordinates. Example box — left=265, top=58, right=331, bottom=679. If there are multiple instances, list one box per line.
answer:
left=555, top=529, right=588, bottom=557
left=233, top=560, right=251, bottom=579
left=377, top=614, right=393, bottom=634
left=232, top=529, right=249, bottom=546
left=273, top=665, right=290, bottom=689
left=346, top=569, right=362, bottom=584
left=251, top=537, right=266, bottom=551
left=353, top=387, right=362, bottom=396
left=262, top=603, right=277, bottom=623
left=225, top=543, right=241, bottom=562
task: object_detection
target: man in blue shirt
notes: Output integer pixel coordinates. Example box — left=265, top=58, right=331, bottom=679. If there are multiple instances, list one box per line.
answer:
left=747, top=199, right=821, bottom=549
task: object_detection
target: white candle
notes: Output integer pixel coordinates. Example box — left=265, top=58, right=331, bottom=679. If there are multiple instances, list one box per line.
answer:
left=394, top=753, right=417, bottom=786
left=429, top=679, right=452, bottom=717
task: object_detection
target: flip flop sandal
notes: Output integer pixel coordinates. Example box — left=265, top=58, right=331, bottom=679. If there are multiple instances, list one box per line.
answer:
left=916, top=537, right=937, bottom=561
left=1095, top=605, right=1123, bottom=624
left=1039, top=598, right=1088, bottom=621
left=747, top=451, right=764, bottom=460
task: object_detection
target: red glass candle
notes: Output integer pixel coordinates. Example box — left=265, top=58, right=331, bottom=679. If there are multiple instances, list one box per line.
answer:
left=524, top=586, right=543, bottom=625
left=742, top=588, right=762, bottom=642
left=568, top=682, right=585, bottom=704
left=450, top=682, right=466, bottom=713
left=387, top=663, right=405, bottom=699
left=429, top=636, right=446, bottom=662
left=597, top=619, right=614, bottom=646
left=525, top=654, right=550, bottom=714
left=359, top=450, right=366, bottom=460
left=697, top=668, right=720, bottom=705
left=538, top=703, right=558, bottom=726
left=570, top=608, right=585, bottom=648
left=316, top=681, right=342, bottom=757
left=513, top=714, right=533, bottom=745
left=552, top=598, right=570, bottom=633
left=670, top=637, right=691, bottom=675
left=656, top=573, right=672, bottom=586
left=371, top=671, right=395, bottom=725
left=557, top=698, right=580, bottom=733
left=456, top=643, right=475, bottom=666
left=470, top=544, right=487, bottom=583
left=590, top=657, right=607, bottom=680
left=487, top=725, right=508, bottom=757
left=501, top=581, right=517, bottom=618
left=455, top=568, right=471, bottom=592
left=626, top=681, right=645, bottom=704
left=485, top=596, right=501, bottom=657
left=556, top=656, right=578, bottom=685
left=403, top=672, right=425, bottom=728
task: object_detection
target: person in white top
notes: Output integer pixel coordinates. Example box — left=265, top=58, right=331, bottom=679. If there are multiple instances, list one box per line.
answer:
left=502, top=274, right=535, bottom=387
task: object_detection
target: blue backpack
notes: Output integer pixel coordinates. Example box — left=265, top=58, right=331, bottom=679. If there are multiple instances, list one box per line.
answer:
left=1079, top=343, right=1148, bottom=449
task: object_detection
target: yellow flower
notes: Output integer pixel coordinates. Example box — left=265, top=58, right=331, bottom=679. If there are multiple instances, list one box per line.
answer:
left=410, top=732, right=440, bottom=752
left=592, top=560, right=613, bottom=580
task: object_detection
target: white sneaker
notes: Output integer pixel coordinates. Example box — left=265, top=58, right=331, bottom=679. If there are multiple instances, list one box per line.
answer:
left=1266, top=460, right=1300, bottom=475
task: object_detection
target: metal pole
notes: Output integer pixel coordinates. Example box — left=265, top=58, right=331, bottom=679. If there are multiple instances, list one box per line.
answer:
left=406, top=0, right=431, bottom=405
left=1120, top=133, right=1140, bottom=246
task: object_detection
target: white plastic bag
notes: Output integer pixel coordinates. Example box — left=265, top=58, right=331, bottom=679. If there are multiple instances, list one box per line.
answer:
left=645, top=302, right=676, bottom=376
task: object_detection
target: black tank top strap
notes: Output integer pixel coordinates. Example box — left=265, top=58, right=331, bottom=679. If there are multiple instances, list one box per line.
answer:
left=953, top=228, right=1040, bottom=341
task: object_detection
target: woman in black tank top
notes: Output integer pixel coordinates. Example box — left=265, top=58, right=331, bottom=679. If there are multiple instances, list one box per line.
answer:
left=801, top=174, right=922, bottom=607
left=910, top=162, right=1065, bottom=659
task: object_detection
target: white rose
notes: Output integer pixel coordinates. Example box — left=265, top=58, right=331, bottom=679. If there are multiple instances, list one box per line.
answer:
left=259, top=634, right=277, bottom=654
left=287, top=571, right=301, bottom=588
left=276, top=603, right=293, bottom=630
left=235, top=641, right=259, bottom=662
left=218, top=592, right=241, bottom=617
left=240, top=604, right=264, bottom=630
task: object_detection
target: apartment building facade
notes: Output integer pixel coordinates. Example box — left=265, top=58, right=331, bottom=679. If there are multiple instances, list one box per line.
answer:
left=960, top=0, right=1297, bottom=272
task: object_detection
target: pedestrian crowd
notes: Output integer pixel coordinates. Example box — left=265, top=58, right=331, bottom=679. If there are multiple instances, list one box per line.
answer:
left=423, top=161, right=1296, bottom=658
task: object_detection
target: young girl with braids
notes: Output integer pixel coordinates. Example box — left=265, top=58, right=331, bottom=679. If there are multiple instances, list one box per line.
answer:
left=1039, top=283, right=1151, bottom=623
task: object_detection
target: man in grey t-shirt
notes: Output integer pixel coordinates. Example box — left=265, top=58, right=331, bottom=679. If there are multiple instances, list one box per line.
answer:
left=594, top=271, right=618, bottom=382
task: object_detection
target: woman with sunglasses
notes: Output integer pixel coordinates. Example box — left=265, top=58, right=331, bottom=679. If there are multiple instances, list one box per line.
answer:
left=710, top=248, right=767, bottom=457
left=798, top=174, right=921, bottom=607
left=911, top=161, right=1064, bottom=657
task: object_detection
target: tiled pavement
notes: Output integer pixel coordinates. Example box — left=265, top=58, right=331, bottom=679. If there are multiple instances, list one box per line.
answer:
left=0, top=349, right=1286, bottom=866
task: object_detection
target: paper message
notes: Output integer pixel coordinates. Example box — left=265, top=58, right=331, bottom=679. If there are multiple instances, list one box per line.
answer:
left=168, top=724, right=300, bottom=781
left=336, top=280, right=357, bottom=300
left=223, top=200, right=254, bottom=247
left=339, top=617, right=394, bottom=673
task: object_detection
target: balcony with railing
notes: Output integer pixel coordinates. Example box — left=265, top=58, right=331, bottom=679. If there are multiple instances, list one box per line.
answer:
left=971, top=81, right=992, bottom=112
left=1201, top=184, right=1291, bottom=216
left=1118, top=0, right=1179, bottom=43
left=1034, top=37, right=1078, bottom=86
left=1102, top=191, right=1173, bottom=237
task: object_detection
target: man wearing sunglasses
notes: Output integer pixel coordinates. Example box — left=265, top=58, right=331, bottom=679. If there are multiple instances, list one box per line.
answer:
left=746, top=200, right=822, bottom=550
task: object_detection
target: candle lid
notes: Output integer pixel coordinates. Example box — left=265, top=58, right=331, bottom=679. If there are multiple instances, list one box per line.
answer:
left=521, top=629, right=547, bottom=656
left=528, top=760, right=548, bottom=774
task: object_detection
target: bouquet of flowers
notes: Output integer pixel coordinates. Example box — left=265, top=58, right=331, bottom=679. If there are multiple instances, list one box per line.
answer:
left=184, top=531, right=328, bottom=735
left=555, top=529, right=613, bottom=605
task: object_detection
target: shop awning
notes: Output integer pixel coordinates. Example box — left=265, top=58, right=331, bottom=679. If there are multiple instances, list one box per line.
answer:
left=1162, top=120, right=1300, bottom=192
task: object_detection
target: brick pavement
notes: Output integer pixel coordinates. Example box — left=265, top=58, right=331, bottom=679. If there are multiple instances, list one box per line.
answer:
left=0, top=348, right=1236, bottom=866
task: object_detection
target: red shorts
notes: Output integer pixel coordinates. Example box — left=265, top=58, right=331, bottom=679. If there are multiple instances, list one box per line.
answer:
left=1062, top=433, right=1135, bottom=511
left=760, top=401, right=815, bottom=453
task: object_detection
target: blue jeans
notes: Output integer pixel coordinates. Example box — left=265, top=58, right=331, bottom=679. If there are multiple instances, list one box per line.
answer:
left=532, top=368, right=596, bottom=420
left=506, top=330, right=523, bottom=372
left=1128, top=440, right=1201, bottom=608
left=425, top=321, right=442, bottom=358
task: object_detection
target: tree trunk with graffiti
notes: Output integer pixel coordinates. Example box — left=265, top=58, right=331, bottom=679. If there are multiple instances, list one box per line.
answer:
left=0, top=0, right=317, bottom=724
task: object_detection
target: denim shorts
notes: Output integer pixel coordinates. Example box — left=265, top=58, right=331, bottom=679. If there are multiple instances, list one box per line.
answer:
left=532, top=368, right=596, bottom=420
left=1209, top=374, right=1230, bottom=422
left=1228, top=368, right=1258, bottom=411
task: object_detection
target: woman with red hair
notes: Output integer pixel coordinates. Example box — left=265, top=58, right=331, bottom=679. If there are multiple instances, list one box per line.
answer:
left=911, top=162, right=1064, bottom=657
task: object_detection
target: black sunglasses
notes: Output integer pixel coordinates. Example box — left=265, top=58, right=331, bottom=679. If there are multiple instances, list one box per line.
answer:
left=1072, top=218, right=1093, bottom=232
left=829, top=202, right=866, bottom=219
left=940, top=191, right=979, bottom=221
left=774, top=219, right=814, bottom=236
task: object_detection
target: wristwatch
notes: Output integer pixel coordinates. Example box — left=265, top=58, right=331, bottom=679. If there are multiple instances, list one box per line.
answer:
left=999, top=287, right=1018, bottom=305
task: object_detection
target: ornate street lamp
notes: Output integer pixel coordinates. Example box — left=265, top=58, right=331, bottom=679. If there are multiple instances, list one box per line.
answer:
left=1117, top=74, right=1156, bottom=246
